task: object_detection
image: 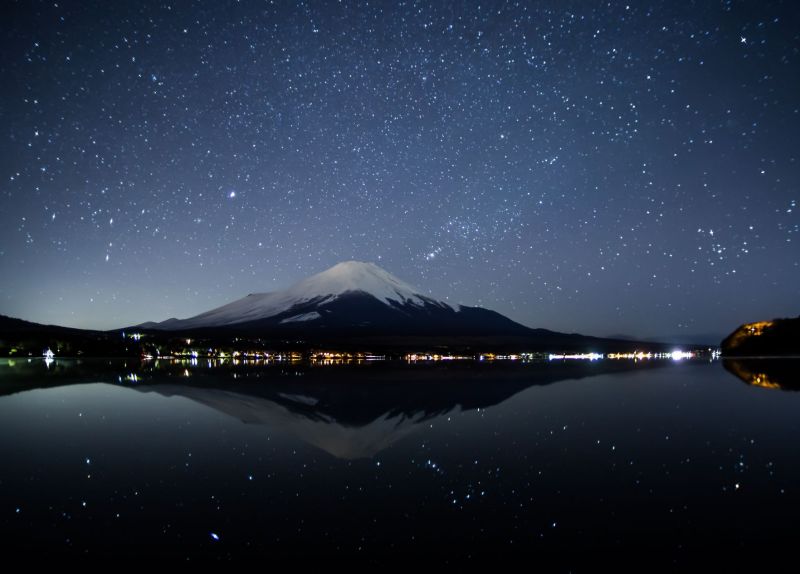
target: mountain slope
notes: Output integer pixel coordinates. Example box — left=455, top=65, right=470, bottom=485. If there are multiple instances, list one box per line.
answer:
left=143, top=261, right=531, bottom=336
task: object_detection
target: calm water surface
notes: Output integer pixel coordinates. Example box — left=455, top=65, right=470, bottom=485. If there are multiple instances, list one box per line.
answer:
left=0, top=358, right=798, bottom=566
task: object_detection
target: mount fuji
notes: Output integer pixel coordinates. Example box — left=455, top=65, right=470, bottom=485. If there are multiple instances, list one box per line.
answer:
left=0, top=261, right=690, bottom=353
left=141, top=261, right=533, bottom=337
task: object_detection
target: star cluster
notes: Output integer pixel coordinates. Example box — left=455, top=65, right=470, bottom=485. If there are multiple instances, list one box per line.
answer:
left=1, top=0, right=798, bottom=339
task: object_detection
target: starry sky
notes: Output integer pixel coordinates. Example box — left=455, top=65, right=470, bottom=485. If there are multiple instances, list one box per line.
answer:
left=1, top=0, right=798, bottom=341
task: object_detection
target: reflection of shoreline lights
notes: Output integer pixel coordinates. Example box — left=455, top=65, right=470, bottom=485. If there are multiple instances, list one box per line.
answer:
left=310, top=352, right=386, bottom=364
left=608, top=350, right=698, bottom=360
left=128, top=347, right=713, bottom=368
left=724, top=360, right=787, bottom=391
left=409, top=353, right=475, bottom=362
left=548, top=353, right=603, bottom=361
left=751, top=373, right=780, bottom=389
left=107, top=346, right=718, bottom=384
left=43, top=347, right=55, bottom=368
left=608, top=352, right=652, bottom=360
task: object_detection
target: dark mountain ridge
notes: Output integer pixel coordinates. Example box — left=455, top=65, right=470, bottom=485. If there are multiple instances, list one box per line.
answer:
left=721, top=316, right=800, bottom=357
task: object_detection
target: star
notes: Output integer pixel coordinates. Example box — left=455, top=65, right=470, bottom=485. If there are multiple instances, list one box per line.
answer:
left=0, top=0, right=796, bottom=341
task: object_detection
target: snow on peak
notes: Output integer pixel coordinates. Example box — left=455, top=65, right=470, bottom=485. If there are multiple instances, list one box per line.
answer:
left=279, top=311, right=321, bottom=324
left=289, top=261, right=428, bottom=306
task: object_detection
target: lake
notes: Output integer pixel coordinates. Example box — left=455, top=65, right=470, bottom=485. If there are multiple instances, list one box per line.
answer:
left=0, top=357, right=798, bottom=566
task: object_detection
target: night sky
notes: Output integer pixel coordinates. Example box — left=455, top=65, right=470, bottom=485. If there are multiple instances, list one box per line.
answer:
left=1, top=1, right=798, bottom=341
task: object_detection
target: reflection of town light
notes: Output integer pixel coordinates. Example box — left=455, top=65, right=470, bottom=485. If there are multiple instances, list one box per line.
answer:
left=671, top=350, right=693, bottom=361
left=43, top=348, right=55, bottom=368
left=549, top=352, right=603, bottom=361
left=751, top=373, right=780, bottom=389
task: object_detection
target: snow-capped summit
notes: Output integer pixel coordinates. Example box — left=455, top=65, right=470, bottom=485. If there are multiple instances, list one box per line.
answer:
left=141, top=260, right=532, bottom=336
left=279, top=260, right=442, bottom=308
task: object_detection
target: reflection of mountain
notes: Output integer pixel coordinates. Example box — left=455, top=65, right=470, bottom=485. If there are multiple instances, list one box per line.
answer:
left=133, top=368, right=535, bottom=459
left=723, top=359, right=800, bottom=391
left=141, top=384, right=444, bottom=459
left=1, top=359, right=671, bottom=458
left=129, top=361, right=668, bottom=459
